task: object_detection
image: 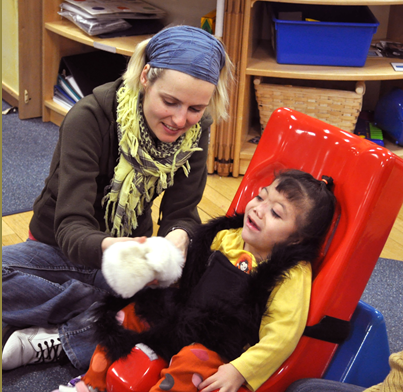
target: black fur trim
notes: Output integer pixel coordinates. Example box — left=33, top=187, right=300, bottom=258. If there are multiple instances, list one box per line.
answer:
left=92, top=214, right=315, bottom=363
left=178, top=214, right=244, bottom=301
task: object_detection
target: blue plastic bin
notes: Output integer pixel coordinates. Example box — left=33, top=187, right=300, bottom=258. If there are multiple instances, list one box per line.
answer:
left=271, top=3, right=379, bottom=67
left=323, top=301, right=391, bottom=388
left=374, top=88, right=403, bottom=146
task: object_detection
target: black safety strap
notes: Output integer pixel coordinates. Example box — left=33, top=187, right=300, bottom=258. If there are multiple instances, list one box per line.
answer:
left=303, top=315, right=351, bottom=344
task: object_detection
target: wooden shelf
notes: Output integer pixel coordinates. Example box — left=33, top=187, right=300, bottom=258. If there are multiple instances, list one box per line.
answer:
left=384, top=139, right=403, bottom=159
left=45, top=20, right=151, bottom=56
left=239, top=129, right=260, bottom=174
left=44, top=98, right=68, bottom=115
left=247, top=43, right=403, bottom=81
left=42, top=0, right=154, bottom=124
left=43, top=98, right=69, bottom=126
left=233, top=0, right=403, bottom=176
left=42, top=0, right=403, bottom=172
left=239, top=134, right=403, bottom=176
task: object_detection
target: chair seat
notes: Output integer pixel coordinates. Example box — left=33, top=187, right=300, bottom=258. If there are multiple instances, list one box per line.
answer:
left=324, top=300, right=391, bottom=388
left=227, top=108, right=403, bottom=391
left=106, top=108, right=403, bottom=392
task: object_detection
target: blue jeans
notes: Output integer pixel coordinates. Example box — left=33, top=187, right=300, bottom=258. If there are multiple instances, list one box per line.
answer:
left=2, top=239, right=116, bottom=370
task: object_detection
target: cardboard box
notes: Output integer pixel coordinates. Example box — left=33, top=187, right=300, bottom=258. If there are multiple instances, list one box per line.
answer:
left=201, top=10, right=216, bottom=34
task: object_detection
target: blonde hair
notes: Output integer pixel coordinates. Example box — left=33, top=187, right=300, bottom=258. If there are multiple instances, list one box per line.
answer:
left=123, top=37, right=234, bottom=123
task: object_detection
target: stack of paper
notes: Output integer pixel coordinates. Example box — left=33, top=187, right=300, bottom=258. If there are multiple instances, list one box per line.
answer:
left=64, top=0, right=166, bottom=19
left=59, top=0, right=165, bottom=36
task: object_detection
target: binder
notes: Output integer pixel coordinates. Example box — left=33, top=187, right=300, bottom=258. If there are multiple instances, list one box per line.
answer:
left=53, top=85, right=75, bottom=107
left=53, top=95, right=72, bottom=111
left=59, top=51, right=128, bottom=97
left=57, top=74, right=81, bottom=102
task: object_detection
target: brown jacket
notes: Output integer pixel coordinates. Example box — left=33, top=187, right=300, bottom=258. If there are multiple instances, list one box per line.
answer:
left=30, top=79, right=212, bottom=269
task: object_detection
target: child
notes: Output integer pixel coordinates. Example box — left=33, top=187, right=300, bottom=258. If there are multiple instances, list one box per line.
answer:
left=56, top=169, right=336, bottom=392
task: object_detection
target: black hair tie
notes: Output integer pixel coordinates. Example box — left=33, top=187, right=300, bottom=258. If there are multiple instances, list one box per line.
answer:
left=321, top=175, right=334, bottom=190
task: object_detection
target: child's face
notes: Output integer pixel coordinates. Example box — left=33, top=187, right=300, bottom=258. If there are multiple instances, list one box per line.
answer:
left=242, top=181, right=299, bottom=260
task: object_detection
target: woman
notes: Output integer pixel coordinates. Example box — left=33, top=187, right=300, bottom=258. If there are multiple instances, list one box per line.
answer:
left=2, top=25, right=233, bottom=371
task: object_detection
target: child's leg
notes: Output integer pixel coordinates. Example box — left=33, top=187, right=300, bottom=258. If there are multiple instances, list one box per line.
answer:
left=81, top=303, right=149, bottom=392
left=150, top=343, right=225, bottom=392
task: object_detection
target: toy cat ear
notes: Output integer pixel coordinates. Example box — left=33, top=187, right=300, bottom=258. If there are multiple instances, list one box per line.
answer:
left=145, top=237, right=185, bottom=287
left=102, top=241, right=154, bottom=298
left=101, top=237, right=185, bottom=299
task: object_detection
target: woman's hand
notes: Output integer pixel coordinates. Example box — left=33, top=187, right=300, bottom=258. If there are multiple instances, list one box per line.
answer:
left=101, top=236, right=147, bottom=252
left=198, top=363, right=245, bottom=392
left=165, top=229, right=190, bottom=258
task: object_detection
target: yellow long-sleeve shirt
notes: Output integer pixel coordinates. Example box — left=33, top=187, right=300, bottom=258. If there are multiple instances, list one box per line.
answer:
left=211, top=228, right=312, bottom=391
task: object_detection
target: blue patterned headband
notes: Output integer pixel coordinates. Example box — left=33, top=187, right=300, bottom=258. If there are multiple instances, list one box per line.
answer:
left=145, top=25, right=226, bottom=86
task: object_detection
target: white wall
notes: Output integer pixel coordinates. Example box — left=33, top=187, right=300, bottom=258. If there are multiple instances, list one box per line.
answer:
left=2, top=0, right=19, bottom=94
left=370, top=5, right=390, bottom=40
left=145, top=0, right=217, bottom=28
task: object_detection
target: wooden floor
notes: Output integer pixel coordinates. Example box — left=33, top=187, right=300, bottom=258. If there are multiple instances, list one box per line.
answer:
left=2, top=173, right=403, bottom=261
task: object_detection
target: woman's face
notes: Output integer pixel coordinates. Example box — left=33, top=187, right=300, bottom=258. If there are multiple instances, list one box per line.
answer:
left=140, top=66, right=216, bottom=143
left=242, top=181, right=300, bottom=260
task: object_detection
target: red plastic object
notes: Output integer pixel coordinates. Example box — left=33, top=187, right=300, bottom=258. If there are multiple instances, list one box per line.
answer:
left=227, top=108, right=403, bottom=391
left=106, top=108, right=403, bottom=392
left=106, top=345, right=168, bottom=392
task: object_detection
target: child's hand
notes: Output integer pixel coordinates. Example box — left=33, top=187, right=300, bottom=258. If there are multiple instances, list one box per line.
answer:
left=198, top=363, right=245, bottom=392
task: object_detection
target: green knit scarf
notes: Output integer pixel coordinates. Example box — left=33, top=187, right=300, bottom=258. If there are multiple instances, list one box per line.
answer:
left=103, top=84, right=202, bottom=236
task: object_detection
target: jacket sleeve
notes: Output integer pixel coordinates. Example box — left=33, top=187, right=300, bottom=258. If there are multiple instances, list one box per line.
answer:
left=157, top=115, right=212, bottom=239
left=231, top=263, right=312, bottom=391
left=53, top=95, right=113, bottom=269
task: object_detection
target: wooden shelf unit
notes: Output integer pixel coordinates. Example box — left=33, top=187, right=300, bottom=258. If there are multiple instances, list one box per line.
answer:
left=248, top=43, right=402, bottom=80
left=233, top=0, right=403, bottom=176
left=42, top=1, right=153, bottom=125
left=42, top=0, right=403, bottom=166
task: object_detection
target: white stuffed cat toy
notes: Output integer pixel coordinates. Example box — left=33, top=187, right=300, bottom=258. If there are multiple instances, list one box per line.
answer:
left=102, top=237, right=185, bottom=298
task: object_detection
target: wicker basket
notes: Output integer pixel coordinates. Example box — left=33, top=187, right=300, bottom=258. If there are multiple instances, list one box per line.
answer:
left=254, top=78, right=365, bottom=132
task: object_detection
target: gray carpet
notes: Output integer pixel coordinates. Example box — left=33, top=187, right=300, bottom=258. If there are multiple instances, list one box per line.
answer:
left=361, top=258, right=403, bottom=354
left=2, top=257, right=402, bottom=392
left=2, top=101, right=59, bottom=216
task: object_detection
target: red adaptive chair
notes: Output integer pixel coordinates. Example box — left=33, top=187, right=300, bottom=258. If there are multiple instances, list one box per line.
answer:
left=107, top=108, right=403, bottom=392
left=227, top=107, right=403, bottom=391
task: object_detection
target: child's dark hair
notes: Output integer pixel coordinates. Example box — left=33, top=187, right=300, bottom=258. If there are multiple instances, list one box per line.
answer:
left=274, top=169, right=336, bottom=257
